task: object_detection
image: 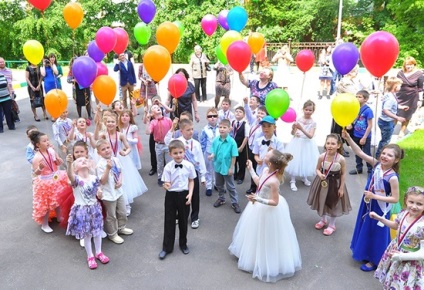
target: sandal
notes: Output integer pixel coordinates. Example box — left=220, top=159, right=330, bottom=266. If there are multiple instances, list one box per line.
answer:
left=290, top=181, right=298, bottom=192
left=302, top=177, right=311, bottom=186
left=87, top=257, right=98, bottom=269
left=323, top=226, right=336, bottom=236
left=314, top=220, right=327, bottom=230
left=95, top=252, right=110, bottom=264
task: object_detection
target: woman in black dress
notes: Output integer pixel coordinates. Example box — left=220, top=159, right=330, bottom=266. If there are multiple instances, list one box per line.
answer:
left=25, top=62, right=48, bottom=121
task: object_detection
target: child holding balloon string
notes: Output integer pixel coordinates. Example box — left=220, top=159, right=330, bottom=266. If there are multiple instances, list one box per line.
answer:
left=119, top=109, right=142, bottom=170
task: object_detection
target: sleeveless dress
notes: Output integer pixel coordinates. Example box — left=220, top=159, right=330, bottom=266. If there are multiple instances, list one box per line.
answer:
left=307, top=160, right=351, bottom=217
left=351, top=165, right=398, bottom=265
left=122, top=125, right=141, bottom=170
left=228, top=172, right=302, bottom=282
left=374, top=210, right=424, bottom=289
left=285, top=117, right=320, bottom=178
left=66, top=175, right=103, bottom=239
left=43, top=66, right=59, bottom=94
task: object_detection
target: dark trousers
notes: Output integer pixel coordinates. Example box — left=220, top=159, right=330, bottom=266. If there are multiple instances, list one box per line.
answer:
left=0, top=99, right=15, bottom=131
left=163, top=190, right=190, bottom=252
left=190, top=172, right=200, bottom=222
left=194, top=78, right=207, bottom=101
left=149, top=133, right=157, bottom=171
left=352, top=136, right=372, bottom=172
left=234, top=146, right=247, bottom=181
left=248, top=146, right=257, bottom=191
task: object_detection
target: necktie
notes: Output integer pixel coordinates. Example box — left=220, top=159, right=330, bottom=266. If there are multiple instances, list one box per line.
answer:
left=262, top=140, right=271, bottom=146
left=175, top=164, right=183, bottom=169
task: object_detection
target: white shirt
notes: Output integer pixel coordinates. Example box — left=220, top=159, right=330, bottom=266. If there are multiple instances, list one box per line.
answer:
left=248, top=121, right=263, bottom=148
left=218, top=109, right=235, bottom=124
left=52, top=118, right=73, bottom=146
left=176, top=136, right=207, bottom=183
left=253, top=135, right=285, bottom=175
left=162, top=159, right=196, bottom=192
left=96, top=157, right=123, bottom=201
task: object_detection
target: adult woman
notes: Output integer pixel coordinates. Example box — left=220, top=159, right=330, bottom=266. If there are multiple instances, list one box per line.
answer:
left=214, top=61, right=233, bottom=108
left=138, top=61, right=157, bottom=106
left=0, top=73, right=15, bottom=132
left=318, top=46, right=333, bottom=99
left=167, top=68, right=200, bottom=122
left=272, top=45, right=293, bottom=90
left=238, top=68, right=278, bottom=105
left=48, top=53, right=62, bottom=89
left=68, top=57, right=92, bottom=119
left=189, top=45, right=210, bottom=102
left=26, top=62, right=48, bottom=121
left=41, top=55, right=60, bottom=94
left=396, top=57, right=424, bottom=137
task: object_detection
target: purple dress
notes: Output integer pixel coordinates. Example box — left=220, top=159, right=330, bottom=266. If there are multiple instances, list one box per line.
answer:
left=396, top=70, right=424, bottom=120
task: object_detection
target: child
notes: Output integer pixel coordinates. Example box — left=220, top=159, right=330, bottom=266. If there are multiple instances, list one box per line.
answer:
left=229, top=150, right=301, bottom=282
left=253, top=116, right=285, bottom=176
left=145, top=104, right=173, bottom=186
left=285, top=100, right=320, bottom=191
left=243, top=95, right=260, bottom=126
left=164, top=111, right=200, bottom=144
left=347, top=90, right=374, bottom=175
left=209, top=119, right=240, bottom=213
left=119, top=109, right=142, bottom=170
left=69, top=118, right=96, bottom=160
left=25, top=125, right=38, bottom=165
left=218, top=97, right=235, bottom=124
left=65, top=156, right=109, bottom=270
left=30, top=131, right=72, bottom=233
left=307, top=133, right=351, bottom=236
left=200, top=107, right=219, bottom=196
left=159, top=140, right=196, bottom=260
left=371, top=186, right=424, bottom=289
left=343, top=130, right=403, bottom=271
left=376, top=77, right=408, bottom=158
left=96, top=139, right=133, bottom=244
left=232, top=106, right=250, bottom=184
left=52, top=109, right=73, bottom=158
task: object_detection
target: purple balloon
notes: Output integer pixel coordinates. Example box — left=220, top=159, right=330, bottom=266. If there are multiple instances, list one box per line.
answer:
left=72, top=56, right=98, bottom=88
left=87, top=41, right=105, bottom=63
left=137, top=0, right=156, bottom=24
left=218, top=10, right=229, bottom=31
left=332, top=42, right=360, bottom=75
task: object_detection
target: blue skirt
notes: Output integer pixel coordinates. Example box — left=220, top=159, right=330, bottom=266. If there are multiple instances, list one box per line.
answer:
left=66, top=202, right=103, bottom=239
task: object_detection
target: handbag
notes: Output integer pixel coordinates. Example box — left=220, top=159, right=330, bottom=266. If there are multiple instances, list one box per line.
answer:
left=32, top=95, right=44, bottom=108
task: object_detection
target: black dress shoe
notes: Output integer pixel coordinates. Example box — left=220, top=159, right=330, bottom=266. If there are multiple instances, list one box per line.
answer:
left=237, top=180, right=243, bottom=185
left=159, top=250, right=168, bottom=260
left=349, top=169, right=362, bottom=175
left=149, top=169, right=157, bottom=176
left=246, top=188, right=255, bottom=194
left=180, top=246, right=190, bottom=255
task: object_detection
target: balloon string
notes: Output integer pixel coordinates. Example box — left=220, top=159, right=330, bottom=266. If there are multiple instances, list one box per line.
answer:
left=371, top=77, right=382, bottom=165
left=298, top=72, right=306, bottom=111
left=41, top=11, right=49, bottom=49
left=72, top=30, right=76, bottom=57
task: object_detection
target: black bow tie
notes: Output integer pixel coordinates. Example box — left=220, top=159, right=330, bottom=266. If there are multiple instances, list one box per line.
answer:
left=262, top=140, right=271, bottom=146
left=175, top=164, right=183, bottom=169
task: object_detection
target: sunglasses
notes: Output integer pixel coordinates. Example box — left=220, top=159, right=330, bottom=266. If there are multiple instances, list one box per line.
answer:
left=207, top=115, right=218, bottom=118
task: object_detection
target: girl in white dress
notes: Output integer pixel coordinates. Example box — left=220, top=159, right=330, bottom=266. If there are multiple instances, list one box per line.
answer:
left=119, top=109, right=141, bottom=170
left=229, top=150, right=302, bottom=283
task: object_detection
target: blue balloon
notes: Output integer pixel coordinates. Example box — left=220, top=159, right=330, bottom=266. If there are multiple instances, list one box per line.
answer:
left=331, top=42, right=360, bottom=75
left=227, top=6, right=248, bottom=32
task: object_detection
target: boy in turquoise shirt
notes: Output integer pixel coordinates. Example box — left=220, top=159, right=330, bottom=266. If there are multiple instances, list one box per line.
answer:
left=208, top=119, right=240, bottom=213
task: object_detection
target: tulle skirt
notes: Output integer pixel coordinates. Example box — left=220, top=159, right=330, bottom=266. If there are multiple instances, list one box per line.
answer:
left=285, top=137, right=320, bottom=177
left=66, top=202, right=104, bottom=239
left=228, top=196, right=302, bottom=282
left=117, top=154, right=147, bottom=204
left=129, top=143, right=142, bottom=170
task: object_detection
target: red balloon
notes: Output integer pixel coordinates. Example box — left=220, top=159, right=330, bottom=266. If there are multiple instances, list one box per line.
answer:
left=96, top=62, right=108, bottom=76
left=168, top=74, right=188, bottom=98
left=113, top=28, right=129, bottom=55
left=295, top=50, right=315, bottom=72
left=360, top=31, right=399, bottom=78
left=28, top=0, right=52, bottom=12
left=226, top=40, right=251, bottom=73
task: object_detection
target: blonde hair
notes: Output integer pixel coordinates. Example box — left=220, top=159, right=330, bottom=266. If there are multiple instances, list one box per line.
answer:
left=402, top=56, right=417, bottom=72
left=268, top=150, right=293, bottom=182
left=385, top=76, right=403, bottom=92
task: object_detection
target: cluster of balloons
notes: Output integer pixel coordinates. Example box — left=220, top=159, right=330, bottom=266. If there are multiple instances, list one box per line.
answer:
left=134, top=0, right=156, bottom=45
left=201, top=6, right=248, bottom=37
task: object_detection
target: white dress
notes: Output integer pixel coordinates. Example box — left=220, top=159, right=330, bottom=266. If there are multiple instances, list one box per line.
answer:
left=122, top=124, right=141, bottom=170
left=228, top=174, right=302, bottom=282
left=285, top=117, right=320, bottom=177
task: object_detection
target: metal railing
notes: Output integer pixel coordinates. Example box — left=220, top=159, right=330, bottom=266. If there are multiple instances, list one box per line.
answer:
left=267, top=41, right=335, bottom=65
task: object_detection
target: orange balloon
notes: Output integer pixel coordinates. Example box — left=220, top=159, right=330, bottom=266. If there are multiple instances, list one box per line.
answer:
left=92, top=75, right=117, bottom=106
left=156, top=21, right=180, bottom=54
left=143, top=45, right=171, bottom=82
left=63, top=3, right=84, bottom=30
left=248, top=32, right=265, bottom=54
left=44, top=89, right=68, bottom=119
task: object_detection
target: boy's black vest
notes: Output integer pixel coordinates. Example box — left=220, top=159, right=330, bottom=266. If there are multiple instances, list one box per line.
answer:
left=232, top=120, right=246, bottom=146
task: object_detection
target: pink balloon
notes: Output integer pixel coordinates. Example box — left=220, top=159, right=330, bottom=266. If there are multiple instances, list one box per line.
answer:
left=280, top=107, right=297, bottom=123
left=96, top=62, right=108, bottom=76
left=113, top=28, right=129, bottom=55
left=226, top=40, right=251, bottom=73
left=168, top=74, right=188, bottom=98
left=201, top=14, right=218, bottom=37
left=95, top=27, right=117, bottom=54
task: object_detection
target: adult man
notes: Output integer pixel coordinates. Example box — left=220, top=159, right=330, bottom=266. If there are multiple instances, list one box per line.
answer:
left=113, top=53, right=136, bottom=109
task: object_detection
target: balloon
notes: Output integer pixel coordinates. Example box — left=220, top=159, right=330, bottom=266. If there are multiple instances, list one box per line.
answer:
left=226, top=41, right=251, bottom=73
left=23, top=40, right=44, bottom=65
left=96, top=62, right=108, bottom=77
left=295, top=49, right=315, bottom=73
left=44, top=89, right=68, bottom=119
left=28, top=0, right=51, bottom=12
left=72, top=56, right=98, bottom=88
left=201, top=14, right=218, bottom=37
left=134, top=22, right=151, bottom=45
left=173, top=21, right=184, bottom=37
left=137, top=0, right=156, bottom=24
left=63, top=2, right=83, bottom=30
left=87, top=41, right=105, bottom=62
left=95, top=27, right=117, bottom=54
left=265, top=89, right=290, bottom=119
left=220, top=30, right=242, bottom=55
left=247, top=32, right=265, bottom=54
left=143, top=45, right=171, bottom=82
left=332, top=43, right=359, bottom=75
left=215, top=46, right=228, bottom=65
left=227, top=6, right=248, bottom=32
left=218, top=10, right=229, bottom=31
left=360, top=31, right=399, bottom=78
left=113, top=28, right=129, bottom=55
left=280, top=107, right=297, bottom=123
left=156, top=21, right=180, bottom=54
left=168, top=74, right=188, bottom=99
left=331, top=93, right=360, bottom=127
left=92, top=76, right=117, bottom=106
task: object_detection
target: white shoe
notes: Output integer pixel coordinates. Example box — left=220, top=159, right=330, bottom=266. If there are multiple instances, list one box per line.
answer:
left=302, top=177, right=311, bottom=186
left=191, top=219, right=199, bottom=229
left=108, top=234, right=124, bottom=244
left=290, top=181, right=298, bottom=192
left=41, top=225, right=53, bottom=233
left=79, top=239, right=85, bottom=247
left=126, top=205, right=131, bottom=216
left=101, top=230, right=107, bottom=238
left=118, top=227, right=134, bottom=235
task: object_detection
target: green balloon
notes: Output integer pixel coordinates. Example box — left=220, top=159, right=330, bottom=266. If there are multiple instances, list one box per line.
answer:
left=173, top=21, right=184, bottom=37
left=134, top=22, right=151, bottom=45
left=215, top=45, right=228, bottom=65
left=264, top=89, right=290, bottom=118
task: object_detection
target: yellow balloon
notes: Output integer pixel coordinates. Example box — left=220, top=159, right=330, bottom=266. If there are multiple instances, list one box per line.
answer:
left=247, top=32, right=265, bottom=54
left=23, top=40, right=44, bottom=65
left=390, top=214, right=397, bottom=240
left=220, top=30, right=242, bottom=55
left=330, top=93, right=360, bottom=127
